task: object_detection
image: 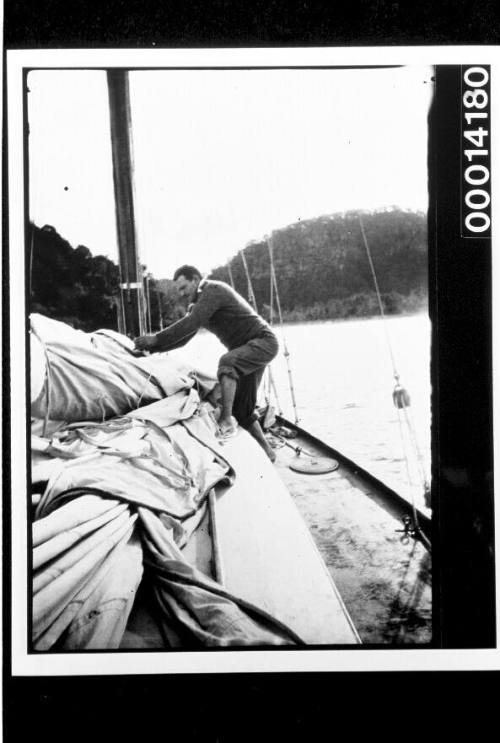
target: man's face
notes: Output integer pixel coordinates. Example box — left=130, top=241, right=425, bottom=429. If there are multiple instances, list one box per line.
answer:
left=175, top=275, right=199, bottom=304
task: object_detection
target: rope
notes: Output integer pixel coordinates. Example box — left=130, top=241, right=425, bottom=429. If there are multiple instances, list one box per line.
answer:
left=401, top=405, right=430, bottom=495
left=227, top=262, right=235, bottom=289
left=269, top=254, right=274, bottom=325
left=267, top=367, right=282, bottom=415
left=239, top=247, right=258, bottom=310
left=359, top=217, right=399, bottom=382
left=239, top=246, right=281, bottom=412
left=268, top=233, right=299, bottom=425
left=358, top=216, right=430, bottom=532
left=266, top=254, right=279, bottom=408
left=395, top=404, right=420, bottom=534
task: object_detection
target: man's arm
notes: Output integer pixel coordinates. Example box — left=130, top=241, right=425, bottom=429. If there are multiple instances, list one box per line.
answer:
left=134, top=312, right=200, bottom=352
left=134, top=283, right=223, bottom=352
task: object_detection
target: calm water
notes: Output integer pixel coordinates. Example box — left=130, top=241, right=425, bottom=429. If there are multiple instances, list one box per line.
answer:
left=171, top=313, right=432, bottom=513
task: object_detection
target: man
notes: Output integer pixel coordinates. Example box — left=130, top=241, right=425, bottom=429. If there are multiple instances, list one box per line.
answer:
left=134, top=265, right=278, bottom=462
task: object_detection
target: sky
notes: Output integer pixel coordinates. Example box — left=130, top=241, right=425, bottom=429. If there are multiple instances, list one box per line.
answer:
left=28, top=65, right=433, bottom=279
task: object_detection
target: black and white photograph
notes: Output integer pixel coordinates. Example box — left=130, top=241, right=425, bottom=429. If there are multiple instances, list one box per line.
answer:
left=4, top=47, right=498, bottom=677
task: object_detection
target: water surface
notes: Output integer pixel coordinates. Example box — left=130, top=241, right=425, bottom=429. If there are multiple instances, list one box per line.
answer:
left=172, top=313, right=432, bottom=513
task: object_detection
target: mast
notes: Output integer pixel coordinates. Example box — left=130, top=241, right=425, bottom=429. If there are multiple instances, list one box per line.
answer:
left=106, top=69, right=146, bottom=338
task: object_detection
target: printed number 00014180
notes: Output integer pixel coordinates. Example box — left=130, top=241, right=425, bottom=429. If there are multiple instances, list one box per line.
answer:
left=462, top=66, right=491, bottom=236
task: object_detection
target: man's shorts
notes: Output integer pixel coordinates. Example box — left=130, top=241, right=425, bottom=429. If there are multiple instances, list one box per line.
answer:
left=217, top=330, right=279, bottom=428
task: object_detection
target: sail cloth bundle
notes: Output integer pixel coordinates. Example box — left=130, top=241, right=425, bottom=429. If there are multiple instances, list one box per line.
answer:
left=30, top=313, right=217, bottom=423
left=32, top=495, right=143, bottom=650
left=30, top=322, right=303, bottom=649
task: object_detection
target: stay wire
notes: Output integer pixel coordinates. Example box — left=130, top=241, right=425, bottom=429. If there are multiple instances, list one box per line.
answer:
left=359, top=216, right=399, bottom=382
left=239, top=246, right=267, bottom=406
left=266, top=259, right=275, bottom=403
left=395, top=405, right=421, bottom=534
left=265, top=246, right=282, bottom=413
left=239, top=245, right=282, bottom=414
left=268, top=233, right=299, bottom=425
left=359, top=216, right=429, bottom=537
left=239, top=247, right=258, bottom=310
left=401, top=405, right=430, bottom=493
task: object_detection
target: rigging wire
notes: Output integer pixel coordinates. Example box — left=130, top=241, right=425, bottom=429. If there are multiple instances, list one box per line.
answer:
left=401, top=404, right=430, bottom=493
left=358, top=217, right=399, bottom=378
left=227, top=262, right=235, bottom=289
left=358, top=216, right=430, bottom=539
left=239, top=246, right=282, bottom=415
left=268, top=233, right=299, bottom=425
left=266, top=368, right=283, bottom=417
left=239, top=247, right=258, bottom=309
left=266, top=252, right=275, bottom=403
left=239, top=244, right=266, bottom=406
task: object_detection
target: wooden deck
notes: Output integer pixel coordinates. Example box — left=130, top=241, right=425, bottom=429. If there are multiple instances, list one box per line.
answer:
left=213, top=429, right=361, bottom=645
left=269, top=426, right=432, bottom=645
left=123, top=424, right=361, bottom=648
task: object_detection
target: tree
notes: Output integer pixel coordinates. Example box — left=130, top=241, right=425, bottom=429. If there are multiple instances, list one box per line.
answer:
left=210, top=207, right=428, bottom=321
left=30, top=223, right=121, bottom=331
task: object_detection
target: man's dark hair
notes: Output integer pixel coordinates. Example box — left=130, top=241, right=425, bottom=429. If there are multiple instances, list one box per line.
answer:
left=173, top=265, right=202, bottom=282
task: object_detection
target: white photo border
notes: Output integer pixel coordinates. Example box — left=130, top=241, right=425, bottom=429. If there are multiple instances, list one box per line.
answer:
left=6, top=45, right=500, bottom=675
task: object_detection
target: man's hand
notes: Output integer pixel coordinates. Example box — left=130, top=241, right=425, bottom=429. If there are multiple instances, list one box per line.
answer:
left=134, top=334, right=158, bottom=352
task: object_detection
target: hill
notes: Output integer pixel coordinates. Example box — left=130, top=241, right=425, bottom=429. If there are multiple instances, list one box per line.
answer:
left=209, top=208, right=428, bottom=322
left=29, top=207, right=428, bottom=333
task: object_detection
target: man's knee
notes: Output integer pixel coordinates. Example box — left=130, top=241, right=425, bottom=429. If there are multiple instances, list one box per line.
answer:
left=218, top=354, right=239, bottom=382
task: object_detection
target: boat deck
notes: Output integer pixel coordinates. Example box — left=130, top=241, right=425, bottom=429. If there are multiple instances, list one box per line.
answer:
left=122, top=424, right=361, bottom=648
left=214, top=429, right=360, bottom=645
left=269, top=423, right=432, bottom=645
left=122, top=416, right=431, bottom=648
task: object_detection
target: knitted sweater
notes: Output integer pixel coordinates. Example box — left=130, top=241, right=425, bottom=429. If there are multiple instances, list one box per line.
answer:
left=154, top=280, right=272, bottom=352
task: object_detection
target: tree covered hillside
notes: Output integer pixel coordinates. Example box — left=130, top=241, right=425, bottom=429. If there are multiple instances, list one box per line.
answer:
left=210, top=208, right=428, bottom=322
left=29, top=224, right=162, bottom=332
left=30, top=224, right=122, bottom=330
left=28, top=207, right=427, bottom=333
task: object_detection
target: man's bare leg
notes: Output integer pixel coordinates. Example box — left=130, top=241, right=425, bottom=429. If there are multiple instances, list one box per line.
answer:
left=245, top=420, right=276, bottom=462
left=218, top=373, right=275, bottom=461
left=206, top=382, right=222, bottom=410
left=218, top=374, right=238, bottom=435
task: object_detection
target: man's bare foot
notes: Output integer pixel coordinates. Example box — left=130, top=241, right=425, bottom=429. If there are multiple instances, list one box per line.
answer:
left=218, top=416, right=238, bottom=438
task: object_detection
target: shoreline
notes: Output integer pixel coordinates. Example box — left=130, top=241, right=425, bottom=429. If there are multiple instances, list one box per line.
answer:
left=278, top=307, right=429, bottom=328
